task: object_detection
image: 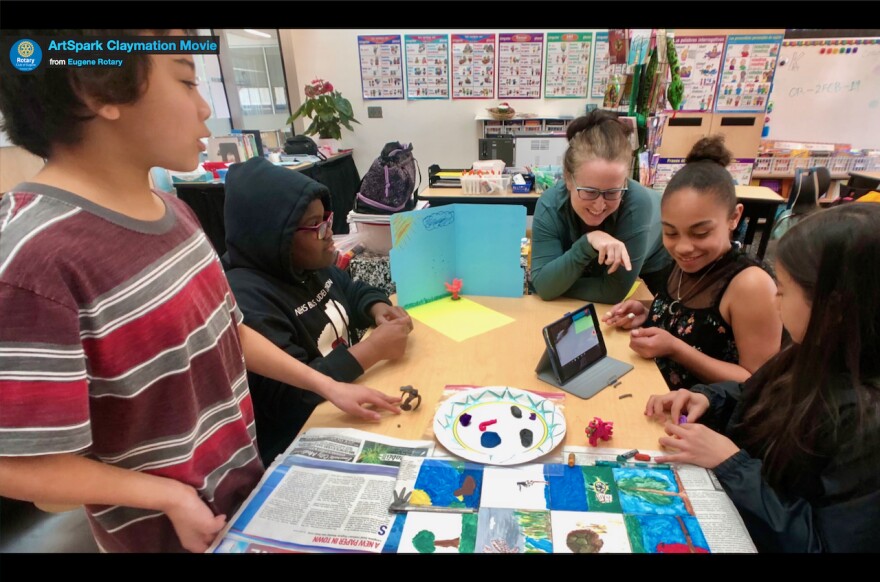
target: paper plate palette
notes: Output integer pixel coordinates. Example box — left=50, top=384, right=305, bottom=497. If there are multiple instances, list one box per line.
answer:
left=433, top=386, right=567, bottom=466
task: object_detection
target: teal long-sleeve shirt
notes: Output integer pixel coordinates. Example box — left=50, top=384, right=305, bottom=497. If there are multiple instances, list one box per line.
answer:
left=530, top=178, right=671, bottom=303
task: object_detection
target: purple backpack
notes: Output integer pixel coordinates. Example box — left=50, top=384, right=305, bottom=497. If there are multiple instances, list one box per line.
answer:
left=355, top=142, right=421, bottom=214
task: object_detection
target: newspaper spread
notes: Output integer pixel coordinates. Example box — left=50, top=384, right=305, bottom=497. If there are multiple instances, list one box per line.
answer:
left=209, top=430, right=755, bottom=554
left=209, top=428, right=434, bottom=553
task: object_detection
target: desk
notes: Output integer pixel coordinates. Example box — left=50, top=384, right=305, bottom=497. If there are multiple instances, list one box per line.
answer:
left=175, top=152, right=359, bottom=256
left=419, top=186, right=541, bottom=215
left=735, top=185, right=785, bottom=261
left=847, top=170, right=880, bottom=189
left=302, top=294, right=669, bottom=452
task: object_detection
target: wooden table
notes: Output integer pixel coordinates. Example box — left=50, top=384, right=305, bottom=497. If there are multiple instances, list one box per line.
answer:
left=734, top=185, right=785, bottom=260
left=302, top=294, right=669, bottom=452
left=847, top=170, right=880, bottom=189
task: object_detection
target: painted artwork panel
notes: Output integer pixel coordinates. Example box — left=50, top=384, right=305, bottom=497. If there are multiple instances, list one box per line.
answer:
left=614, top=468, right=690, bottom=516
left=397, top=512, right=478, bottom=554
left=550, top=510, right=631, bottom=553
left=411, top=459, right=483, bottom=509
left=625, top=514, right=710, bottom=554
left=480, top=464, right=551, bottom=510
left=475, top=508, right=552, bottom=554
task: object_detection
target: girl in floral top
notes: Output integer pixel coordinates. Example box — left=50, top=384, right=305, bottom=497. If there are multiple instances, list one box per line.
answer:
left=603, top=136, right=782, bottom=389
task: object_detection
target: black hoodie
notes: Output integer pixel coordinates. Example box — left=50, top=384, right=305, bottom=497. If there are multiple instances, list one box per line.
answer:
left=222, top=157, right=390, bottom=464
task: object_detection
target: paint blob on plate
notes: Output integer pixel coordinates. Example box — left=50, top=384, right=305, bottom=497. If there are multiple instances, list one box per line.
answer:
left=433, top=386, right=567, bottom=465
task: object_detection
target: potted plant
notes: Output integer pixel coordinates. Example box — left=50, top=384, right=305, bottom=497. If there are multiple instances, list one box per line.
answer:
left=287, top=79, right=360, bottom=150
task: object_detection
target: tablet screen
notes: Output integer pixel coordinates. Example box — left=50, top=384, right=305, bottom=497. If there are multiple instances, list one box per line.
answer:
left=542, top=303, right=606, bottom=385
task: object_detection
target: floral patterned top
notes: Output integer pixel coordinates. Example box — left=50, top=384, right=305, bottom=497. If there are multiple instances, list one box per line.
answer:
left=645, top=249, right=766, bottom=390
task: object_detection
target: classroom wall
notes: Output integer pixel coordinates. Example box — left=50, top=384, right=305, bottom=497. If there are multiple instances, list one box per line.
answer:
left=283, top=28, right=605, bottom=181
left=281, top=29, right=784, bottom=183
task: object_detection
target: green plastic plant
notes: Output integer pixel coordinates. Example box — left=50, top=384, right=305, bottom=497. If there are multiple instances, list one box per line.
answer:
left=287, top=78, right=360, bottom=140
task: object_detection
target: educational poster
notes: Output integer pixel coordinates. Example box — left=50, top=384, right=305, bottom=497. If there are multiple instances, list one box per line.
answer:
left=498, top=33, right=544, bottom=99
left=452, top=34, right=495, bottom=99
left=727, top=158, right=756, bottom=186
left=590, top=32, right=611, bottom=98
left=544, top=32, right=592, bottom=98
left=653, top=158, right=755, bottom=192
left=668, top=35, right=725, bottom=112
left=357, top=35, right=404, bottom=100
left=404, top=34, right=449, bottom=100
left=653, top=158, right=686, bottom=192
left=715, top=34, right=783, bottom=113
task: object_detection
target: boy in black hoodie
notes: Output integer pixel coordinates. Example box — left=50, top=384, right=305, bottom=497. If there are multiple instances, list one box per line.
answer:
left=223, top=158, right=413, bottom=466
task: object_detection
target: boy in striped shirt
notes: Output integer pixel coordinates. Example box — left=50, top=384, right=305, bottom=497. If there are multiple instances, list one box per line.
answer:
left=0, top=29, right=401, bottom=553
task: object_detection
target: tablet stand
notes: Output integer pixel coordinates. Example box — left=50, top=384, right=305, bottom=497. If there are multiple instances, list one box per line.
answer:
left=535, top=350, right=634, bottom=399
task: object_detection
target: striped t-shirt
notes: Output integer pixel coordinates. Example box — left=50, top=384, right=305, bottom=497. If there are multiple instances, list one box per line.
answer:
left=0, top=183, right=264, bottom=552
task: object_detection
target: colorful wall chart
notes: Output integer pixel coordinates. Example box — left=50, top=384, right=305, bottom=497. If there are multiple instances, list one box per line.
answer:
left=358, top=35, right=404, bottom=100
left=498, top=33, right=544, bottom=99
left=590, top=32, right=611, bottom=99
left=404, top=34, right=449, bottom=100
left=452, top=34, right=496, bottom=99
left=669, top=35, right=725, bottom=112
left=715, top=34, right=783, bottom=113
left=544, top=33, right=592, bottom=98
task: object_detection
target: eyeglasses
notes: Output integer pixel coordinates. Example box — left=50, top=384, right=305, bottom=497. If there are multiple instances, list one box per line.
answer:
left=296, top=211, right=334, bottom=240
left=573, top=183, right=628, bottom=201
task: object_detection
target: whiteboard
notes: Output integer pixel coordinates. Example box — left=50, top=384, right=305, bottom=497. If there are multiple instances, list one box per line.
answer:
left=765, top=38, right=880, bottom=150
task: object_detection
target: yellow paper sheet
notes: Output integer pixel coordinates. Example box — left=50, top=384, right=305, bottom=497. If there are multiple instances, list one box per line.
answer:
left=408, top=297, right=515, bottom=342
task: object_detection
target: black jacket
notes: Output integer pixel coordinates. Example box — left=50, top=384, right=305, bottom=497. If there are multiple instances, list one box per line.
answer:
left=222, top=157, right=391, bottom=464
left=691, top=366, right=880, bottom=553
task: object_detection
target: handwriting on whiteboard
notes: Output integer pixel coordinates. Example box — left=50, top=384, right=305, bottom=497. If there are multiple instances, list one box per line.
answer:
left=788, top=80, right=861, bottom=98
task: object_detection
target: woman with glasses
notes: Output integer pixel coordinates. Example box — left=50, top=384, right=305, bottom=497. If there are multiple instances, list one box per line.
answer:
left=222, top=158, right=413, bottom=466
left=604, top=136, right=782, bottom=390
left=531, top=110, right=672, bottom=304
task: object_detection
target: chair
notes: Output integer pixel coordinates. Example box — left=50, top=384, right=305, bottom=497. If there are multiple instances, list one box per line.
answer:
left=764, top=166, right=831, bottom=264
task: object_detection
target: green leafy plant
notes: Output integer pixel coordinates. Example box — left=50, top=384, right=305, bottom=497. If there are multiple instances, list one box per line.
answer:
left=287, top=78, right=360, bottom=140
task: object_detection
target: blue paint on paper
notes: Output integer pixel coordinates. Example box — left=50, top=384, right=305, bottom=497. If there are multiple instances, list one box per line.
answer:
left=546, top=464, right=588, bottom=511
left=630, top=515, right=710, bottom=554
left=412, top=459, right=483, bottom=508
left=481, top=431, right=502, bottom=448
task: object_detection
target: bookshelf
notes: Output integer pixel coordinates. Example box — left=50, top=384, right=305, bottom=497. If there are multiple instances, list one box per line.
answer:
left=476, top=116, right=574, bottom=138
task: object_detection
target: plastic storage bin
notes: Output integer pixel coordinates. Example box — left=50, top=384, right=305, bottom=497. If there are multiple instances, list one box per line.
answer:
left=472, top=159, right=506, bottom=173
left=460, top=173, right=512, bottom=194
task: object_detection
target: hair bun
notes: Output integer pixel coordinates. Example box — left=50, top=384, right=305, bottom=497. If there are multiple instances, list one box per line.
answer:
left=566, top=110, right=630, bottom=141
left=686, top=135, right=732, bottom=167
